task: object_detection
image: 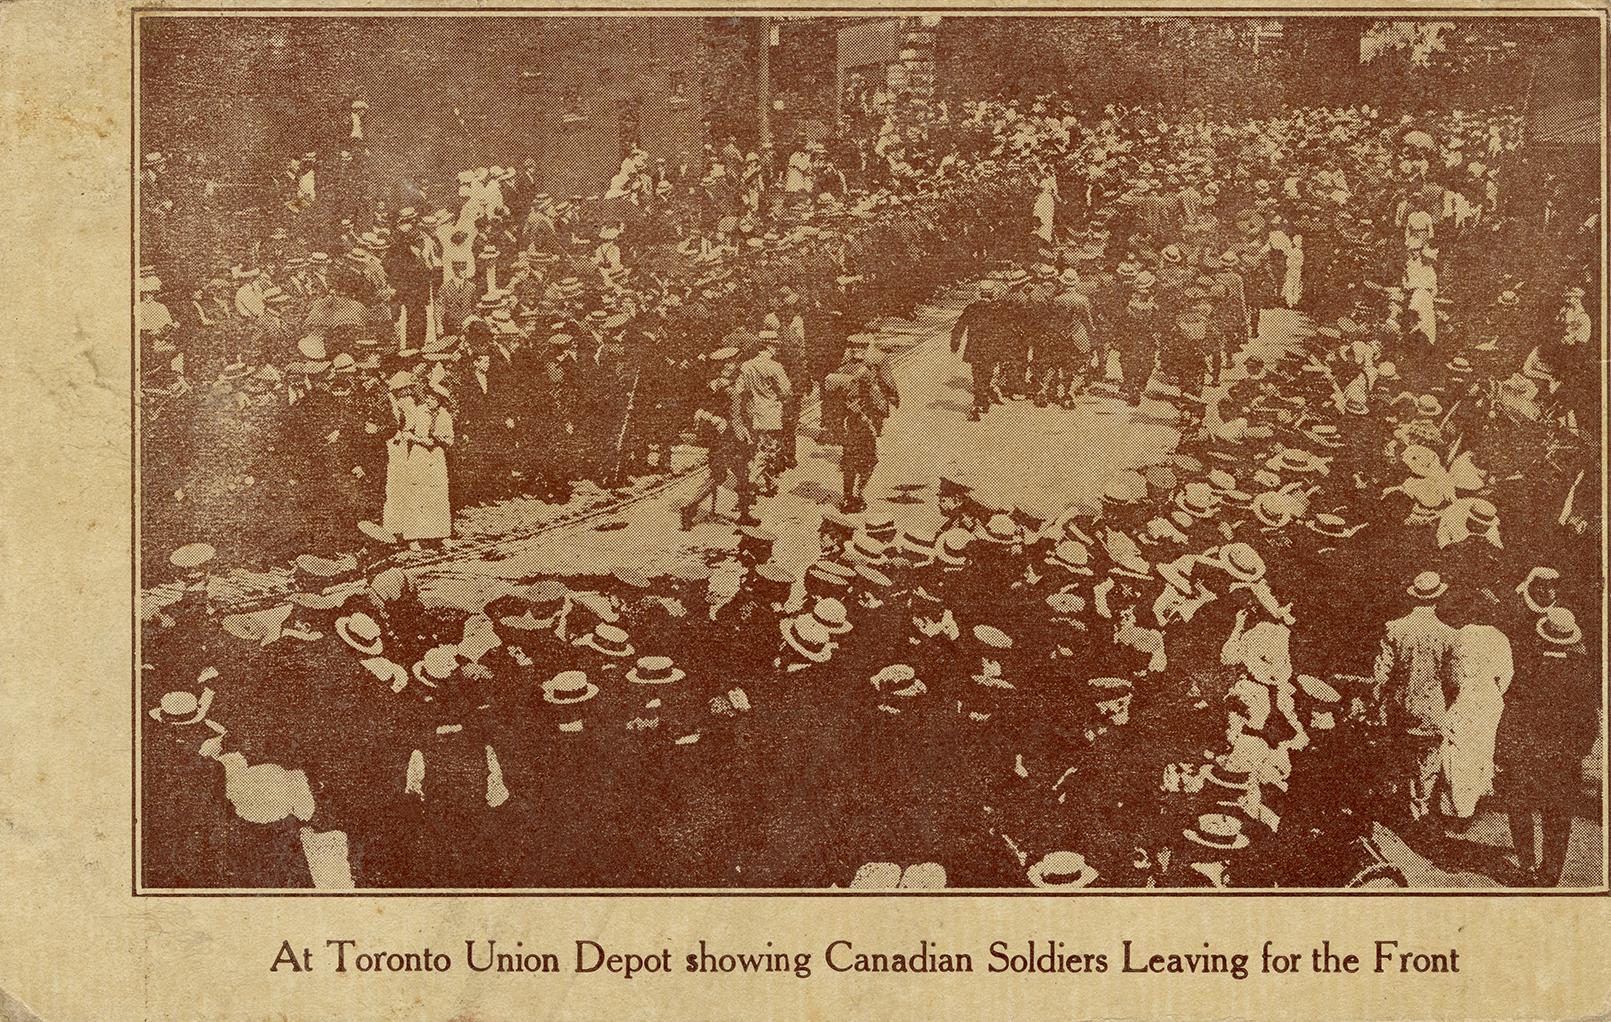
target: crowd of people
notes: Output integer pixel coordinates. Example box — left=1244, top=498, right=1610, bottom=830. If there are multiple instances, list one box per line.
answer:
left=141, top=75, right=1602, bottom=889
left=138, top=110, right=1012, bottom=569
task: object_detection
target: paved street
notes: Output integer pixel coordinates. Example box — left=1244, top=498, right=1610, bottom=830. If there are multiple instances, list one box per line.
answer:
left=413, top=300, right=1202, bottom=609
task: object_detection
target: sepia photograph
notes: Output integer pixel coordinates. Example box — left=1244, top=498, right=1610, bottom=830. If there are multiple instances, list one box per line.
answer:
left=134, top=10, right=1605, bottom=892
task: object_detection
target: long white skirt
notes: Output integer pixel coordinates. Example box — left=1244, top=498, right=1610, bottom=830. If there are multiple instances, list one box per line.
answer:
left=381, top=435, right=410, bottom=538
left=401, top=444, right=451, bottom=541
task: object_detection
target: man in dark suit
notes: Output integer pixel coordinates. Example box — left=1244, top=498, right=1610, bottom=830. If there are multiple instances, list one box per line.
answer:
left=385, top=217, right=434, bottom=350
left=453, top=323, right=520, bottom=507
left=950, top=279, right=1012, bottom=420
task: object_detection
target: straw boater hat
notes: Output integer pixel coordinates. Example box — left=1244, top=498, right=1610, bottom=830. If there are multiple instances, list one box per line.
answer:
left=544, top=670, right=600, bottom=706
left=148, top=685, right=216, bottom=725
left=1250, top=487, right=1302, bottom=531
left=936, top=527, right=972, bottom=566
left=411, top=644, right=459, bottom=688
left=1046, top=539, right=1093, bottom=574
left=1046, top=591, right=1086, bottom=617
left=1266, top=448, right=1330, bottom=475
left=1027, top=850, right=1099, bottom=889
left=871, top=664, right=927, bottom=715
left=804, top=560, right=853, bottom=598
left=847, top=531, right=888, bottom=564
left=1454, top=498, right=1499, bottom=534
left=972, top=624, right=1013, bottom=661
left=356, top=515, right=396, bottom=541
left=781, top=614, right=835, bottom=663
left=862, top=514, right=898, bottom=544
left=818, top=507, right=856, bottom=540
left=573, top=623, right=635, bottom=658
left=854, top=564, right=893, bottom=592
left=1102, top=470, right=1148, bottom=508
left=809, top=597, right=853, bottom=635
left=1210, top=542, right=1266, bottom=582
left=746, top=561, right=795, bottom=603
left=169, top=542, right=216, bottom=570
left=336, top=611, right=384, bottom=655
left=627, top=655, right=685, bottom=685
left=1298, top=674, right=1342, bottom=730
left=1173, top=482, right=1220, bottom=519
left=736, top=524, right=777, bottom=561
left=1201, top=762, right=1255, bottom=792
left=976, top=513, right=1019, bottom=545
left=899, top=528, right=938, bottom=566
left=1406, top=571, right=1448, bottom=602
left=1306, top=513, right=1364, bottom=540
left=1536, top=607, right=1583, bottom=646
left=1184, top=812, right=1251, bottom=851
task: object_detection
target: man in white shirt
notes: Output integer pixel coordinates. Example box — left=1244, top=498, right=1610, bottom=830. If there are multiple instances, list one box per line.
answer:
left=1374, top=571, right=1460, bottom=823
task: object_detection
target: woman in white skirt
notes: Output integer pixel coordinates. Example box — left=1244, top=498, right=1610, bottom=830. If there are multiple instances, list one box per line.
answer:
left=1281, top=234, right=1305, bottom=309
left=380, top=372, right=417, bottom=539
left=400, top=384, right=454, bottom=545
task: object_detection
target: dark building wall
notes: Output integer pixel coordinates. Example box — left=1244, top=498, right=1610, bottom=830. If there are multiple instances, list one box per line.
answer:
left=139, top=16, right=703, bottom=202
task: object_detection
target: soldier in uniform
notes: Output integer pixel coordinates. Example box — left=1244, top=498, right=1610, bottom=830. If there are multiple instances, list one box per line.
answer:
left=1208, top=249, right=1249, bottom=382
left=1043, top=269, right=1097, bottom=407
left=678, top=346, right=743, bottom=530
left=834, top=347, right=891, bottom=513
left=1118, top=272, right=1165, bottom=404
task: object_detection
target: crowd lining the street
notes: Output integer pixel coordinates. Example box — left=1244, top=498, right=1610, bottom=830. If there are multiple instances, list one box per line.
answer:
left=141, top=80, right=1602, bottom=889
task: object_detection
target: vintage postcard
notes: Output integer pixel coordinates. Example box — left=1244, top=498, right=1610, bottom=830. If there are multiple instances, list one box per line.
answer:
left=4, top=2, right=1610, bottom=1019
left=132, top=7, right=1606, bottom=895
